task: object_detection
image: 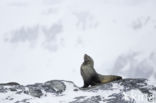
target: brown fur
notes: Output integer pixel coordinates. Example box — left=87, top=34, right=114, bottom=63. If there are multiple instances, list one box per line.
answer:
left=81, top=54, right=122, bottom=88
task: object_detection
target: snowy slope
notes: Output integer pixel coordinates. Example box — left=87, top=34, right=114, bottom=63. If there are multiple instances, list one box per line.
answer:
left=0, top=79, right=156, bottom=103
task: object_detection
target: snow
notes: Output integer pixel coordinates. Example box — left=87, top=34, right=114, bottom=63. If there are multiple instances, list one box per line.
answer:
left=0, top=91, right=33, bottom=103
left=0, top=0, right=156, bottom=88
left=1, top=80, right=156, bottom=103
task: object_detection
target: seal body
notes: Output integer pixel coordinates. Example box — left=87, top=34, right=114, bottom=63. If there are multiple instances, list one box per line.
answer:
left=80, top=54, right=122, bottom=88
left=81, top=54, right=101, bottom=88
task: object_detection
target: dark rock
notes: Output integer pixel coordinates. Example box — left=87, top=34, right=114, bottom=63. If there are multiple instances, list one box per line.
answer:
left=44, top=80, right=66, bottom=94
left=0, top=86, right=7, bottom=93
left=0, top=82, right=20, bottom=86
left=27, top=84, right=43, bottom=98
left=9, top=88, right=17, bottom=91
left=29, top=88, right=43, bottom=98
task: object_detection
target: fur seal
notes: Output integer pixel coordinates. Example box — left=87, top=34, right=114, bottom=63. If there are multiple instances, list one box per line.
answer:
left=80, top=54, right=122, bottom=88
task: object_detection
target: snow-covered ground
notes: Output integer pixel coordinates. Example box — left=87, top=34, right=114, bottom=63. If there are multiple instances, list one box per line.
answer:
left=0, top=79, right=156, bottom=103
left=0, top=0, right=156, bottom=87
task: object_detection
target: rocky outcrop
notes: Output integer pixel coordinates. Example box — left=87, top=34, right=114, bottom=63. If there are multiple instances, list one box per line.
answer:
left=0, top=79, right=156, bottom=103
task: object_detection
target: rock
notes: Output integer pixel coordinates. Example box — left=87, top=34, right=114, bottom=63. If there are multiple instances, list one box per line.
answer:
left=27, top=83, right=43, bottom=98
left=0, top=86, right=7, bottom=93
left=0, top=82, right=20, bottom=86
left=29, top=88, right=43, bottom=98
left=44, top=80, right=66, bottom=94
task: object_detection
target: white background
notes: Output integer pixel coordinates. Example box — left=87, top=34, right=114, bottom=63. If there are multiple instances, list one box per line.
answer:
left=0, top=0, right=156, bottom=86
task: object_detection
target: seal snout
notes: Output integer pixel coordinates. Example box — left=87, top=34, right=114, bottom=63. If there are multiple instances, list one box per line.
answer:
left=84, top=54, right=90, bottom=61
left=84, top=54, right=88, bottom=57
